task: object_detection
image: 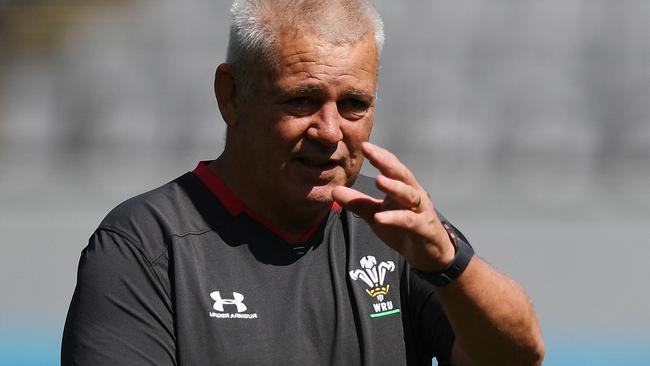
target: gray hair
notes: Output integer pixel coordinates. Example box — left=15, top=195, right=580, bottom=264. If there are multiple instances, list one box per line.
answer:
left=226, top=0, right=385, bottom=96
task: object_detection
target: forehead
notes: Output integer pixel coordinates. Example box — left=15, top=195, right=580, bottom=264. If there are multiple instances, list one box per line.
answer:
left=265, top=32, right=379, bottom=95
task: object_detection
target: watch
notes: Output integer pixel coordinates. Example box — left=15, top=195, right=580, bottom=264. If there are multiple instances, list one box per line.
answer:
left=412, top=222, right=475, bottom=287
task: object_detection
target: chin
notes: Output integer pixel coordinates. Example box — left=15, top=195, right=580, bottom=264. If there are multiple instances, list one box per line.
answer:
left=303, top=183, right=336, bottom=204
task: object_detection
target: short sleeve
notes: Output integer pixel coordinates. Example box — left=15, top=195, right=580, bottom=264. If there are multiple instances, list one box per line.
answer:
left=61, top=229, right=176, bottom=365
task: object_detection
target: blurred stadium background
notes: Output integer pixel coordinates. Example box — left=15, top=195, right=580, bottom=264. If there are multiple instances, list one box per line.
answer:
left=1, top=1, right=649, bottom=365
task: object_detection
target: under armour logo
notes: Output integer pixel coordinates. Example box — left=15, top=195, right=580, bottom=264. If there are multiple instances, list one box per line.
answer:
left=210, top=291, right=247, bottom=313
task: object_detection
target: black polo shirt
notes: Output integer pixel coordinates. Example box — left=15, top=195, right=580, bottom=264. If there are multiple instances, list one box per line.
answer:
left=62, top=162, right=457, bottom=365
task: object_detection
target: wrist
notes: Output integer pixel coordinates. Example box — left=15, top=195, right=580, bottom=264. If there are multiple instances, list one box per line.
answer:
left=413, top=222, right=474, bottom=287
left=434, top=229, right=456, bottom=269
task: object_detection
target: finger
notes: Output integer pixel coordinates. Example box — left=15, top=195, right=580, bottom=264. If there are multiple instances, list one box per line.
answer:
left=362, top=142, right=418, bottom=186
left=332, top=185, right=382, bottom=222
left=374, top=209, right=423, bottom=232
left=376, top=174, right=424, bottom=211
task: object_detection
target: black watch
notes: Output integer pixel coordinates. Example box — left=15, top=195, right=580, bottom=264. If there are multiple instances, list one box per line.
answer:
left=412, top=222, right=474, bottom=287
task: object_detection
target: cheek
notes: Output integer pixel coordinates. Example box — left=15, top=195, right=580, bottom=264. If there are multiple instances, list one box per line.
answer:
left=342, top=120, right=373, bottom=150
left=274, top=118, right=312, bottom=150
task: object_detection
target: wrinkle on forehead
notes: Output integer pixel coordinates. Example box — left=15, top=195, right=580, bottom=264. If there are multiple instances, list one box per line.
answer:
left=276, top=33, right=377, bottom=71
left=284, top=47, right=373, bottom=67
left=248, top=32, right=379, bottom=103
left=268, top=38, right=377, bottom=95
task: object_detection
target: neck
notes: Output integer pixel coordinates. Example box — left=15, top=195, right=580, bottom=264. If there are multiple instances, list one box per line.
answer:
left=208, top=154, right=333, bottom=241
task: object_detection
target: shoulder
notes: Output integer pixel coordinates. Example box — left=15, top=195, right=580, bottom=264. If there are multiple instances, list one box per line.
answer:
left=96, top=172, right=210, bottom=260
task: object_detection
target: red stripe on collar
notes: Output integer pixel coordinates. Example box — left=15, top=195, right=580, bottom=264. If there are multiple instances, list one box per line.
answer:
left=192, top=161, right=244, bottom=216
left=192, top=161, right=340, bottom=243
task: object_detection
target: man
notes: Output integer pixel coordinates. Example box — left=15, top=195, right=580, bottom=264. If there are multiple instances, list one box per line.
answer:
left=62, top=0, right=544, bottom=365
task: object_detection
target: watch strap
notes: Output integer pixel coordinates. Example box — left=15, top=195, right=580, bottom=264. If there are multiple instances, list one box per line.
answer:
left=412, top=222, right=474, bottom=287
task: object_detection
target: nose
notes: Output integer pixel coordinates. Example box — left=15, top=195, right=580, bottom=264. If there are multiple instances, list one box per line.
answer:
left=307, top=101, right=344, bottom=145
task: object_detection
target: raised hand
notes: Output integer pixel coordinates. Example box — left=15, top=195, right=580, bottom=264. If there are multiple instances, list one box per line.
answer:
left=332, top=142, right=455, bottom=272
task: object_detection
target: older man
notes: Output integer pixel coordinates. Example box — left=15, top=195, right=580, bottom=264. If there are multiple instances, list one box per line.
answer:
left=62, top=0, right=543, bottom=365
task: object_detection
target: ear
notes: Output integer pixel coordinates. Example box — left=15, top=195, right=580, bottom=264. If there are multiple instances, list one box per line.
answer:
left=214, top=63, right=239, bottom=127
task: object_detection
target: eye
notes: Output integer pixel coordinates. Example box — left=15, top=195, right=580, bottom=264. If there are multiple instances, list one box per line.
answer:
left=283, top=97, right=319, bottom=116
left=286, top=97, right=310, bottom=108
left=338, top=98, right=370, bottom=120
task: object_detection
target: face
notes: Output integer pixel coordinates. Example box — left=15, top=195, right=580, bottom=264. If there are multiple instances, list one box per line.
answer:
left=230, top=32, right=378, bottom=209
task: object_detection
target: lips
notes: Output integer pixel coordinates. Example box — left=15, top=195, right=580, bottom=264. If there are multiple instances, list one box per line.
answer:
left=296, top=157, right=339, bottom=169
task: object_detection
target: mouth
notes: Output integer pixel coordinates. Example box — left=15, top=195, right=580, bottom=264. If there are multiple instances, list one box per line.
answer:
left=296, top=157, right=341, bottom=170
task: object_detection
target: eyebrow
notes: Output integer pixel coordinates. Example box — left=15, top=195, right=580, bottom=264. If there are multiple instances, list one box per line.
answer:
left=277, top=85, right=322, bottom=97
left=345, top=89, right=376, bottom=104
left=278, top=86, right=375, bottom=103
